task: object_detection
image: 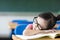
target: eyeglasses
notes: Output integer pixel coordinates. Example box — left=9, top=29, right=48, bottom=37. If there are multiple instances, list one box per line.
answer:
left=33, top=17, right=44, bottom=30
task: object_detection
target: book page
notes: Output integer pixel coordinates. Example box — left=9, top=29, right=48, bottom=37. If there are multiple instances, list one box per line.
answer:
left=16, top=33, right=58, bottom=39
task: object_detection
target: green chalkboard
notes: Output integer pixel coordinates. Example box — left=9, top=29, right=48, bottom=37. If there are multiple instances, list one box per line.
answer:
left=0, top=0, right=60, bottom=12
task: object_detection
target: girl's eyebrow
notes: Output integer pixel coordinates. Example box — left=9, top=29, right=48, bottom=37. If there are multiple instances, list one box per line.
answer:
left=34, top=17, right=37, bottom=19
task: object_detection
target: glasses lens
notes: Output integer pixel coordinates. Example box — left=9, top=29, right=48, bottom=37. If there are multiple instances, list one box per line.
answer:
left=33, top=17, right=37, bottom=24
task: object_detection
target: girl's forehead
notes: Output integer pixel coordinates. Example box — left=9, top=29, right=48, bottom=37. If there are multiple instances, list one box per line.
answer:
left=37, top=17, right=45, bottom=21
left=36, top=17, right=47, bottom=24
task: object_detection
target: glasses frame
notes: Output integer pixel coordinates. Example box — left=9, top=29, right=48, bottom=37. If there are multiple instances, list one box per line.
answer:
left=33, top=17, right=44, bottom=30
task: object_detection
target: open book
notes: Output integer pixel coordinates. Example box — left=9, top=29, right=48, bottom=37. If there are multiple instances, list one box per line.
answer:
left=16, top=30, right=60, bottom=40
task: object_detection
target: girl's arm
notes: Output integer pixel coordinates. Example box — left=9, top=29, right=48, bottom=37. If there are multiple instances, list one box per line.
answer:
left=23, top=28, right=41, bottom=36
left=23, top=24, right=41, bottom=36
left=23, top=24, right=56, bottom=36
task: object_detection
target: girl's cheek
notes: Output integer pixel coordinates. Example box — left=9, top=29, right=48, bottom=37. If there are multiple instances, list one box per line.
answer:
left=35, top=27, right=39, bottom=30
left=33, top=24, right=40, bottom=30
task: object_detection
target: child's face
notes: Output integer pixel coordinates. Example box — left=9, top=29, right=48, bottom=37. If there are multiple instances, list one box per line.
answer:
left=33, top=17, right=47, bottom=30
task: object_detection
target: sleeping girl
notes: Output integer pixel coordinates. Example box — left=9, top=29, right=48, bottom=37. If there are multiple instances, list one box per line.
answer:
left=23, top=12, right=60, bottom=36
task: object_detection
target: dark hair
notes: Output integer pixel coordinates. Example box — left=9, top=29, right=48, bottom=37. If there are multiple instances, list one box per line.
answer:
left=38, top=12, right=60, bottom=30
left=57, top=15, right=60, bottom=21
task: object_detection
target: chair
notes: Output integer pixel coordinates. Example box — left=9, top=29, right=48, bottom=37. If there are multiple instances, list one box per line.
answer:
left=56, top=21, right=60, bottom=30
left=12, top=20, right=33, bottom=35
left=14, top=24, right=28, bottom=35
left=12, top=20, right=33, bottom=24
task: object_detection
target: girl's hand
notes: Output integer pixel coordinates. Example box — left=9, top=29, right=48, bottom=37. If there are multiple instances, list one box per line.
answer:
left=35, top=29, right=56, bottom=34
left=41, top=29, right=56, bottom=34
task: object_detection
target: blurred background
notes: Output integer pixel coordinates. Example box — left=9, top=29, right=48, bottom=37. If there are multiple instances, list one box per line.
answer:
left=0, top=0, right=60, bottom=40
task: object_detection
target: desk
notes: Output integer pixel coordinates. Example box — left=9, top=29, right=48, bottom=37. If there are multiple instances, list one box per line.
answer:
left=32, top=38, right=60, bottom=40
left=12, top=35, right=60, bottom=40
